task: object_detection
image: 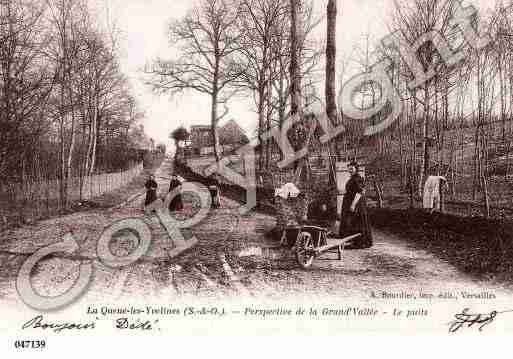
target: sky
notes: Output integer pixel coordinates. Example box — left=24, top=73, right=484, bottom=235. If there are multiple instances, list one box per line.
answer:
left=95, top=0, right=491, bottom=153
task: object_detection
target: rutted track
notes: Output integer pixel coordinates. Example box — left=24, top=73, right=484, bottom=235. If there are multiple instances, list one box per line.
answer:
left=1, top=157, right=513, bottom=308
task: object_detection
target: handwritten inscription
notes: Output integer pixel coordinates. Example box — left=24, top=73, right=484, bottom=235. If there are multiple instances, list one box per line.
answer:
left=448, top=308, right=513, bottom=333
left=22, top=315, right=96, bottom=334
left=115, top=317, right=155, bottom=331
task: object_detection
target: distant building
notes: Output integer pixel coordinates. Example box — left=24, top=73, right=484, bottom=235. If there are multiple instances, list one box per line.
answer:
left=189, top=125, right=212, bottom=156
left=188, top=120, right=249, bottom=156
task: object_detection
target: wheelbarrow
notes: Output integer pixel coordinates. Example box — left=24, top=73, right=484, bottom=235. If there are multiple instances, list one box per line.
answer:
left=280, top=225, right=362, bottom=270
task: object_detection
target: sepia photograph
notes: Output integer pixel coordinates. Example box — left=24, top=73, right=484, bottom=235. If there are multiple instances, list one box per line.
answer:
left=1, top=0, right=513, bottom=351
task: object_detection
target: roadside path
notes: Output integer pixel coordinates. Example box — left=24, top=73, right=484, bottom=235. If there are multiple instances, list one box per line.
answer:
left=0, top=157, right=512, bottom=316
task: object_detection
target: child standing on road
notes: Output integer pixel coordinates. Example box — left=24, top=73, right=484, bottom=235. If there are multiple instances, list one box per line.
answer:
left=144, top=174, right=158, bottom=207
left=168, top=174, right=183, bottom=211
left=207, top=175, right=221, bottom=209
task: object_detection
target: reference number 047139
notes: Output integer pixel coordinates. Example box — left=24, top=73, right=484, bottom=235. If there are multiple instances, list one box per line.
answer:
left=14, top=340, right=46, bottom=350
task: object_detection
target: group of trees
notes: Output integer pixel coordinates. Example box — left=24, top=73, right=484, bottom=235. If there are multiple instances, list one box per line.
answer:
left=148, top=0, right=323, bottom=168
left=150, top=0, right=513, bottom=214
left=0, top=0, right=151, bottom=208
left=371, top=0, right=513, bottom=214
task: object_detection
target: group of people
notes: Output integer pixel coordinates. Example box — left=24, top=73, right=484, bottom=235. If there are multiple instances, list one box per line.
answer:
left=144, top=174, right=184, bottom=212
left=144, top=160, right=372, bottom=250
left=144, top=173, right=221, bottom=212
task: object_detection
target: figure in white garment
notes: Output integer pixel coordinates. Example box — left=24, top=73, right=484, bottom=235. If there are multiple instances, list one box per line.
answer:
left=423, top=175, right=447, bottom=212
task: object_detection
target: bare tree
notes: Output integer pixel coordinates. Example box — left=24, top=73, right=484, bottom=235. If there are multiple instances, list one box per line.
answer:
left=46, top=0, right=85, bottom=206
left=0, top=0, right=151, bottom=225
left=389, top=0, right=459, bottom=197
left=268, top=0, right=321, bottom=130
left=0, top=0, right=54, bottom=183
left=237, top=0, right=288, bottom=170
left=148, top=0, right=244, bottom=162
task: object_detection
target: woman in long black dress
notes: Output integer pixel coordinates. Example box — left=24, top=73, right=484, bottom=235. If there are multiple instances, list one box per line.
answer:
left=207, top=175, right=221, bottom=209
left=337, top=161, right=373, bottom=249
left=168, top=175, right=183, bottom=211
left=144, top=175, right=158, bottom=206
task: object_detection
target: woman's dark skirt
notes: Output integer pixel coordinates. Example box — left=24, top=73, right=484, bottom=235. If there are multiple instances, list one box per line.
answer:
left=338, top=199, right=373, bottom=249
left=169, top=194, right=183, bottom=212
left=145, top=190, right=157, bottom=206
left=209, top=186, right=220, bottom=208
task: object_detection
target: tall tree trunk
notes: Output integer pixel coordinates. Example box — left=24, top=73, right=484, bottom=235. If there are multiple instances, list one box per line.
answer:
left=325, top=0, right=337, bottom=172
left=290, top=0, right=305, bottom=184
left=65, top=83, right=76, bottom=206
left=499, top=50, right=506, bottom=144
left=88, top=107, right=99, bottom=176
left=442, top=70, right=449, bottom=175
left=289, top=0, right=301, bottom=119
left=266, top=107, right=272, bottom=170
left=59, top=117, right=66, bottom=208
left=278, top=73, right=286, bottom=130
left=507, top=67, right=513, bottom=179
left=59, top=77, right=67, bottom=208
left=211, top=91, right=221, bottom=162
left=84, top=113, right=93, bottom=177
left=418, top=81, right=430, bottom=198
left=398, top=112, right=405, bottom=188
left=410, top=90, right=417, bottom=206
left=325, top=0, right=337, bottom=129
left=266, top=67, right=273, bottom=169
left=482, top=172, right=490, bottom=218
left=211, top=53, right=221, bottom=162
left=258, top=86, right=265, bottom=170
left=80, top=103, right=90, bottom=200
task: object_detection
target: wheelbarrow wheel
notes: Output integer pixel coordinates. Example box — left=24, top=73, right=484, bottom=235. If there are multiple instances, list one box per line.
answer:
left=295, top=232, right=315, bottom=269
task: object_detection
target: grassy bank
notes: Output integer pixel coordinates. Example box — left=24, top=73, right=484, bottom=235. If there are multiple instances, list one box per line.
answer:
left=370, top=207, right=513, bottom=282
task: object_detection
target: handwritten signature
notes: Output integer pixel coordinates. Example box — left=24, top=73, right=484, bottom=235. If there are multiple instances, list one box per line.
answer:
left=115, top=317, right=156, bottom=331
left=22, top=315, right=96, bottom=334
left=22, top=315, right=158, bottom=333
left=448, top=308, right=513, bottom=333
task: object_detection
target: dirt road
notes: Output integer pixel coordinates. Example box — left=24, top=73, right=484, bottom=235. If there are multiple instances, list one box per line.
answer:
left=1, top=158, right=512, bottom=318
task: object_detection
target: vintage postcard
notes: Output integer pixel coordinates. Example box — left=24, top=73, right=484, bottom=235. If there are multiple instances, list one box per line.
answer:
left=1, top=0, right=513, bottom=354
